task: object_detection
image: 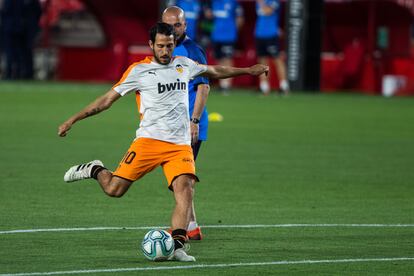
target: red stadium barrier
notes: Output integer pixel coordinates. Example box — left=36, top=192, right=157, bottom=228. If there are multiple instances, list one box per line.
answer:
left=50, top=0, right=414, bottom=95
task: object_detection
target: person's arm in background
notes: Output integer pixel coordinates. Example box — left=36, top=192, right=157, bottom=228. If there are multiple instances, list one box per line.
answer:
left=189, top=44, right=210, bottom=144
left=188, top=42, right=210, bottom=144
left=190, top=83, right=210, bottom=143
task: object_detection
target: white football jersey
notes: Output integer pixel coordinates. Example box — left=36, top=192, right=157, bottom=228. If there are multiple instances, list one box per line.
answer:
left=113, top=56, right=207, bottom=145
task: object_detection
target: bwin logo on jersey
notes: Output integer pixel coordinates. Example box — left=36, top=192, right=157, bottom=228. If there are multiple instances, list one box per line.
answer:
left=158, top=79, right=187, bottom=94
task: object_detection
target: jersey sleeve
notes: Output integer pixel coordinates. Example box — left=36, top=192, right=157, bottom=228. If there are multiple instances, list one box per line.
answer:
left=185, top=57, right=207, bottom=80
left=112, top=64, right=139, bottom=96
left=189, top=45, right=209, bottom=86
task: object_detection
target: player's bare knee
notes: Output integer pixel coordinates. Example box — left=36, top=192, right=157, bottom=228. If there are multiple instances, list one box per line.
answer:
left=104, top=185, right=126, bottom=198
left=103, top=177, right=131, bottom=197
left=105, top=189, right=125, bottom=198
left=173, top=176, right=194, bottom=196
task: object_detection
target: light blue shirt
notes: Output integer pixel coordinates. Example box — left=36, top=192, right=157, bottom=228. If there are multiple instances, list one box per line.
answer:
left=211, top=0, right=243, bottom=43
left=255, top=0, right=279, bottom=38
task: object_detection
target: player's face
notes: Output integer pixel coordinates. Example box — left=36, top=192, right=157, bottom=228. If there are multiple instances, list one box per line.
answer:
left=150, top=34, right=175, bottom=65
left=163, top=16, right=186, bottom=39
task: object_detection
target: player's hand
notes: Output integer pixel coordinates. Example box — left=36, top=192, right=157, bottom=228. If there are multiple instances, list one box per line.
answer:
left=248, top=64, right=269, bottom=76
left=190, top=122, right=199, bottom=145
left=58, top=121, right=72, bottom=137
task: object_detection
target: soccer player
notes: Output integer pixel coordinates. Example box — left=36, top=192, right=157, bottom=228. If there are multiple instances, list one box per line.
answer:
left=210, top=0, right=244, bottom=92
left=162, top=6, right=208, bottom=241
left=255, top=0, right=289, bottom=95
left=58, top=22, right=268, bottom=262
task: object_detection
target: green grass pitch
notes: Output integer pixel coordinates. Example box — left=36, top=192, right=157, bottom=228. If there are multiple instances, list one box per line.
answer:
left=0, top=81, right=413, bottom=275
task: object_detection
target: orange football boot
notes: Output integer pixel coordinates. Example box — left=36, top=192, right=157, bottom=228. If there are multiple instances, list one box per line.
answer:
left=167, top=227, right=203, bottom=240
left=187, top=226, right=203, bottom=240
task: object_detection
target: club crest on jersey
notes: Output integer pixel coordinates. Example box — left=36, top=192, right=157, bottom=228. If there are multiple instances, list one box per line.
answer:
left=175, top=64, right=184, bottom=73
left=158, top=79, right=187, bottom=94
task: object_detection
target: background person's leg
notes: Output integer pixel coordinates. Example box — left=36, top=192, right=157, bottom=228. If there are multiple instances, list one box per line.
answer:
left=258, top=56, right=270, bottom=94
left=188, top=140, right=201, bottom=237
left=274, top=56, right=289, bottom=94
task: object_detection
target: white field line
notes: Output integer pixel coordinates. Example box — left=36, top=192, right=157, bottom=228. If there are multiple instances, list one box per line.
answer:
left=1, top=257, right=413, bottom=276
left=1, top=224, right=414, bottom=235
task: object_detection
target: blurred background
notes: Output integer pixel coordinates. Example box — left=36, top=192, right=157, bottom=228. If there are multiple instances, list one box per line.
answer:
left=1, top=0, right=414, bottom=96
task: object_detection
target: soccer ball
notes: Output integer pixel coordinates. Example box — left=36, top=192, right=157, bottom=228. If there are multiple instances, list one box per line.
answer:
left=141, top=229, right=174, bottom=261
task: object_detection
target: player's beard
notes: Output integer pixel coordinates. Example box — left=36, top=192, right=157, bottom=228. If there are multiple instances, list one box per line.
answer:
left=154, top=51, right=171, bottom=65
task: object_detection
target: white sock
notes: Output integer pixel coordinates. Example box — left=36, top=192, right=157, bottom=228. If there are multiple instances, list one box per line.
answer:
left=280, top=80, right=289, bottom=92
left=260, top=81, right=270, bottom=93
left=220, top=79, right=231, bottom=90
left=187, top=221, right=198, bottom=231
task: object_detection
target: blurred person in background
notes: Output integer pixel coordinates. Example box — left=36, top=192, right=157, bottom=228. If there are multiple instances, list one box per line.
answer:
left=162, top=6, right=210, bottom=241
left=1, top=0, right=41, bottom=80
left=168, top=0, right=201, bottom=41
left=208, top=0, right=244, bottom=93
left=195, top=0, right=214, bottom=49
left=255, top=0, right=289, bottom=95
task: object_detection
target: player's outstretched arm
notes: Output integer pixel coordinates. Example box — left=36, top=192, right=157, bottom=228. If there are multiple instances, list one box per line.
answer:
left=58, top=89, right=121, bottom=137
left=201, top=64, right=269, bottom=79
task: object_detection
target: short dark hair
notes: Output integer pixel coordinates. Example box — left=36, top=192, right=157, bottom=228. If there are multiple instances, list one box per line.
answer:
left=149, top=22, right=176, bottom=43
